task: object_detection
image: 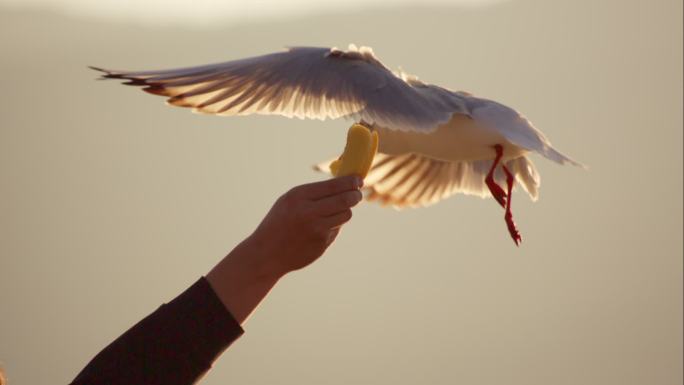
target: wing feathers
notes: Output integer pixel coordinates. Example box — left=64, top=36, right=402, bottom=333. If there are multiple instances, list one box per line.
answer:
left=315, top=153, right=541, bottom=208
left=92, top=46, right=462, bottom=132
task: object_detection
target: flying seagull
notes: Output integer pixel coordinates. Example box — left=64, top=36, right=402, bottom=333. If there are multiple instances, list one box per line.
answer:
left=91, top=44, right=583, bottom=245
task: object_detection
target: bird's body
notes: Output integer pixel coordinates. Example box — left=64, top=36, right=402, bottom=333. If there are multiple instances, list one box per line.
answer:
left=374, top=112, right=527, bottom=163
left=91, top=44, right=583, bottom=244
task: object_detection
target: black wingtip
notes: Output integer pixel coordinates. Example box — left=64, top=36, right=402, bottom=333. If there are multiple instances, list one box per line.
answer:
left=88, top=65, right=132, bottom=79
left=88, top=66, right=103, bottom=79
left=88, top=65, right=118, bottom=81
left=88, top=65, right=155, bottom=89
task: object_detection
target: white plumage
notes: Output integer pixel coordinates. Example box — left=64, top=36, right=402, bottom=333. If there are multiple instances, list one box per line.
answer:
left=92, top=44, right=582, bottom=242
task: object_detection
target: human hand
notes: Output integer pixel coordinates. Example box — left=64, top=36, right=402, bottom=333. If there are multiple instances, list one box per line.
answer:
left=206, top=175, right=363, bottom=324
left=247, top=175, right=363, bottom=276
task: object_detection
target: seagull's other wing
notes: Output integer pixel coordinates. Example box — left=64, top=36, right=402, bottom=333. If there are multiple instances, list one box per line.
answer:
left=464, top=96, right=584, bottom=167
left=91, top=46, right=466, bottom=133
left=315, top=153, right=540, bottom=208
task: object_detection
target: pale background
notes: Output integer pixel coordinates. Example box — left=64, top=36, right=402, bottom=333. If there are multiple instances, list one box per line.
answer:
left=0, top=0, right=682, bottom=384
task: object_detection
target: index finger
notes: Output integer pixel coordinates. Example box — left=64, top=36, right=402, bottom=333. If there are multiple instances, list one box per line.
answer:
left=296, top=175, right=363, bottom=200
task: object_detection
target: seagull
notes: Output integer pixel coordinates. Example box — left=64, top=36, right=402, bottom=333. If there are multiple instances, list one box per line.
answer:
left=91, top=44, right=583, bottom=245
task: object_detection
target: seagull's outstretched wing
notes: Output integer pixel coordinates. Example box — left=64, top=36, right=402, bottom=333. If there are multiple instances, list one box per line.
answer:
left=91, top=46, right=466, bottom=133
left=315, top=153, right=540, bottom=208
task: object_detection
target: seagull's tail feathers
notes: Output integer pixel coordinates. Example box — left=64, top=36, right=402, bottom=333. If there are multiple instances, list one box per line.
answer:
left=507, top=155, right=540, bottom=201
left=314, top=153, right=540, bottom=208
left=540, top=145, right=586, bottom=169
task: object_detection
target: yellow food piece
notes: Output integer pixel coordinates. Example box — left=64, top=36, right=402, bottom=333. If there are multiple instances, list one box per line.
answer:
left=330, top=123, right=379, bottom=179
left=329, top=158, right=341, bottom=176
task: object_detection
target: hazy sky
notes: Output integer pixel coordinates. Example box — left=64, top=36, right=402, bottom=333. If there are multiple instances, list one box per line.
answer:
left=0, top=0, right=681, bottom=384
left=0, top=0, right=507, bottom=26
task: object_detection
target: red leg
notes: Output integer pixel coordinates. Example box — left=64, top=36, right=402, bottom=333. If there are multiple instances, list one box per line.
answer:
left=502, top=164, right=522, bottom=246
left=486, top=145, right=507, bottom=208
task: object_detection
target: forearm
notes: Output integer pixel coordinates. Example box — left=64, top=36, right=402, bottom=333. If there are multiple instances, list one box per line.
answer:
left=70, top=277, right=244, bottom=385
left=206, top=234, right=286, bottom=325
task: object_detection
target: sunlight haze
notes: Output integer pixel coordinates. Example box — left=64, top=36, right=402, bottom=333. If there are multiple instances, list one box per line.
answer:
left=0, top=0, right=508, bottom=26
left=0, top=0, right=681, bottom=384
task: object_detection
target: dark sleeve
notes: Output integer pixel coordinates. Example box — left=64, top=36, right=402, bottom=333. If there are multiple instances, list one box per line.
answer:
left=69, top=277, right=244, bottom=385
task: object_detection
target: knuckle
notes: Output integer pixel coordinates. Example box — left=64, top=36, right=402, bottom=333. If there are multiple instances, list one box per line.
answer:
left=337, top=194, right=351, bottom=207
left=272, top=198, right=287, bottom=215
left=341, top=190, right=361, bottom=207
left=286, top=186, right=302, bottom=198
left=340, top=209, right=353, bottom=222
left=339, top=176, right=355, bottom=191
left=343, top=191, right=354, bottom=204
left=350, top=190, right=362, bottom=205
left=278, top=194, right=295, bottom=210
left=345, top=175, right=361, bottom=189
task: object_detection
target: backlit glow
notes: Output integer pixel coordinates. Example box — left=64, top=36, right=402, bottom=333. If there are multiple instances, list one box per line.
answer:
left=0, top=0, right=509, bottom=27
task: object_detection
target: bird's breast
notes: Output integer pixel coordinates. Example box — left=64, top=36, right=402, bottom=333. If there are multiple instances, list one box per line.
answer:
left=373, top=114, right=526, bottom=162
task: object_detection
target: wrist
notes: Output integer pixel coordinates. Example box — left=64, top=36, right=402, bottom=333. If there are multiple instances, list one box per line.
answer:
left=237, top=234, right=288, bottom=281
left=206, top=235, right=285, bottom=325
